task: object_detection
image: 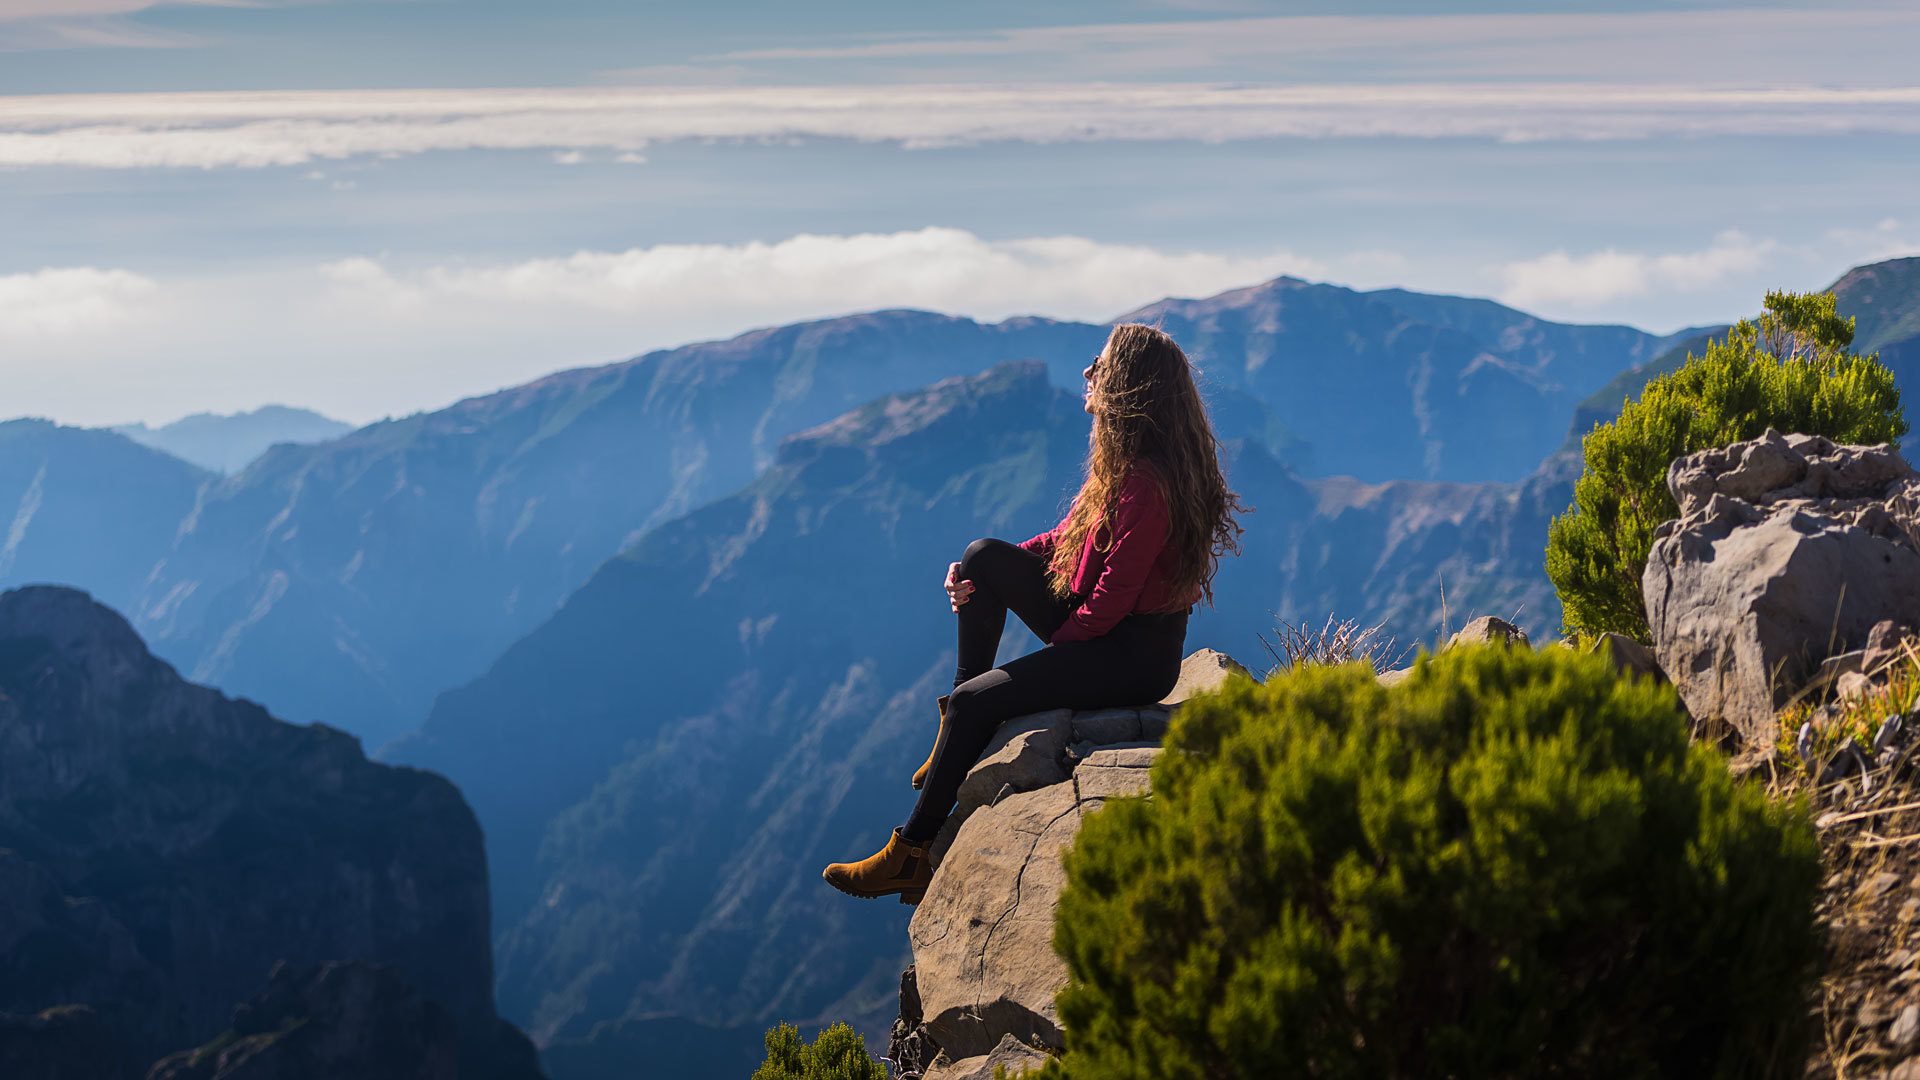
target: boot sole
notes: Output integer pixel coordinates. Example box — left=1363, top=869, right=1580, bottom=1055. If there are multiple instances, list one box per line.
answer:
left=823, top=872, right=929, bottom=906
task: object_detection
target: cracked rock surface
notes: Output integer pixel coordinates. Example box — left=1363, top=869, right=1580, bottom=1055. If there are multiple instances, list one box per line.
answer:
left=1643, top=430, right=1920, bottom=745
left=893, top=649, right=1246, bottom=1074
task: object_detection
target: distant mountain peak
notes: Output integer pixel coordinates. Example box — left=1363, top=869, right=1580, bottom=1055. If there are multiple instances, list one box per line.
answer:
left=111, top=404, right=353, bottom=474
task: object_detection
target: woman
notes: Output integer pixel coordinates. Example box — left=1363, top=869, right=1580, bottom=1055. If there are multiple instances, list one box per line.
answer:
left=822, top=323, right=1245, bottom=903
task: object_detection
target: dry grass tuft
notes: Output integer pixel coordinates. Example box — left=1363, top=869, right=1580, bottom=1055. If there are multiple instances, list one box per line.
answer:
left=1259, top=614, right=1412, bottom=676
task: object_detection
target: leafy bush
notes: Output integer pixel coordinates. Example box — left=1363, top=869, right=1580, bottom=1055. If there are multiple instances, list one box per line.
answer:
left=1547, top=290, right=1905, bottom=643
left=752, top=1022, right=887, bottom=1080
left=1040, top=645, right=1821, bottom=1079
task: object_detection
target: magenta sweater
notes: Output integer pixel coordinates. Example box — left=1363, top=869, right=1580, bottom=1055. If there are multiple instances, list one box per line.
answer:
left=1018, top=464, right=1197, bottom=643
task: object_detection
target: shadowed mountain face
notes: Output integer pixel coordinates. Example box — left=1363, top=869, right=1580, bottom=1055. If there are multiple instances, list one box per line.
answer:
left=0, top=585, right=541, bottom=1080
left=0, top=421, right=211, bottom=609
left=0, top=280, right=1668, bottom=751
left=112, top=405, right=354, bottom=475
left=390, top=361, right=1579, bottom=1077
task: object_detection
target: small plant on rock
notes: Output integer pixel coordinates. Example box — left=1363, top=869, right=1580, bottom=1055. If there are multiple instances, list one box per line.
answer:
left=1547, top=290, right=1905, bottom=644
left=1037, top=645, right=1822, bottom=1079
left=752, top=1022, right=887, bottom=1080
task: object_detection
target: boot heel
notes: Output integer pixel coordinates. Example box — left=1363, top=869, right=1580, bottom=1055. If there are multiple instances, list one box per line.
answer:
left=899, top=889, right=926, bottom=905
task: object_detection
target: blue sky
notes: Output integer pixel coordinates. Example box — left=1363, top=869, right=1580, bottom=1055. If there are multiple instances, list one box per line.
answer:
left=3, top=1, right=1918, bottom=426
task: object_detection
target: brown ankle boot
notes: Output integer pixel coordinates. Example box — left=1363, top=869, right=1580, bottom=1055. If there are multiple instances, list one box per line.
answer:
left=822, top=829, right=934, bottom=905
left=910, top=695, right=951, bottom=791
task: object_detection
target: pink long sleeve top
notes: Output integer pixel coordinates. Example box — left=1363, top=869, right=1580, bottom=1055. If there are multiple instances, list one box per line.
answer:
left=1018, top=463, right=1198, bottom=643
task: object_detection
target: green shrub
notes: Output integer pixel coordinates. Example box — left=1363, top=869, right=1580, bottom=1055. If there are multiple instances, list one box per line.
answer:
left=1039, top=645, right=1821, bottom=1079
left=751, top=1022, right=887, bottom=1080
left=1546, top=290, right=1905, bottom=643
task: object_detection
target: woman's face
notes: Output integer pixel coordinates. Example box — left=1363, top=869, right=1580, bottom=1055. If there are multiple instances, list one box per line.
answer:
left=1082, top=349, right=1105, bottom=415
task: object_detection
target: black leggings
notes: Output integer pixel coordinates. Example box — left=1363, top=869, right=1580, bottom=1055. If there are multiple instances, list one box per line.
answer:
left=902, top=538, right=1188, bottom=842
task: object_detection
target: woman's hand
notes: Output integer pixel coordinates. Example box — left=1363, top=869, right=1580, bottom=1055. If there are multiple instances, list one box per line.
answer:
left=945, top=562, right=975, bottom=612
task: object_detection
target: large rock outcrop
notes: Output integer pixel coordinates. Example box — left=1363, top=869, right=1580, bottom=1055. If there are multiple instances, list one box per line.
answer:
left=1643, top=430, right=1920, bottom=745
left=149, top=962, right=458, bottom=1080
left=0, top=585, right=540, bottom=1080
left=891, top=651, right=1248, bottom=1079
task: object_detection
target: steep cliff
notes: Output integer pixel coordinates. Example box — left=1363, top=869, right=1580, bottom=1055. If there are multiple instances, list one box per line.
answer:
left=0, top=585, right=540, bottom=1080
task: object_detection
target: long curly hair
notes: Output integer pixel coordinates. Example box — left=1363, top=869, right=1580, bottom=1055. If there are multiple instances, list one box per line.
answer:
left=1047, top=323, right=1245, bottom=608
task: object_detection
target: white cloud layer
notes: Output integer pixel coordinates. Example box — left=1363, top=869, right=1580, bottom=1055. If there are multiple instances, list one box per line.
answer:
left=4, top=82, right=1920, bottom=169
left=1498, top=232, right=1777, bottom=309
left=0, top=266, right=159, bottom=337
left=0, top=229, right=1325, bottom=426
left=320, top=227, right=1323, bottom=321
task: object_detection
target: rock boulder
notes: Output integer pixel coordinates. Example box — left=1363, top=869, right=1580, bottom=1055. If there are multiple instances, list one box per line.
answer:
left=1642, top=431, right=1920, bottom=745
left=899, top=645, right=1224, bottom=1067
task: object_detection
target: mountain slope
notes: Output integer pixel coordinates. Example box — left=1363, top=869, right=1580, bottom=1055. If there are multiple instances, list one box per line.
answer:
left=0, top=420, right=211, bottom=606
left=3, top=278, right=1684, bottom=750
left=112, top=405, right=353, bottom=474
left=130, top=312, right=1109, bottom=748
left=392, top=362, right=1580, bottom=1078
left=391, top=363, right=1096, bottom=1039
left=1120, top=278, right=1680, bottom=483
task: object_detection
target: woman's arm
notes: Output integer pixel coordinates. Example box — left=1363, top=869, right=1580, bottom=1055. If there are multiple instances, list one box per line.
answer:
left=1049, top=472, right=1168, bottom=643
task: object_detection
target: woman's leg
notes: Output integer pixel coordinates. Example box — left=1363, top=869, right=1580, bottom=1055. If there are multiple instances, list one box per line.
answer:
left=951, top=538, right=1073, bottom=686
left=902, top=616, right=1187, bottom=842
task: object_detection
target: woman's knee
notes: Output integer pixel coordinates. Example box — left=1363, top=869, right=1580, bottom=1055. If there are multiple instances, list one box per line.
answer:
left=960, top=536, right=1014, bottom=576
left=956, top=534, right=1006, bottom=568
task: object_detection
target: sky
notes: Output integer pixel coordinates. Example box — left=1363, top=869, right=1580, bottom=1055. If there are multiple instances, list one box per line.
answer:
left=3, top=0, right=1918, bottom=426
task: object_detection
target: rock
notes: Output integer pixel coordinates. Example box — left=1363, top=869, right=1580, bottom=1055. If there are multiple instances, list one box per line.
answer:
left=1839, top=671, right=1876, bottom=703
left=1643, top=432, right=1920, bottom=746
left=911, top=784, right=1083, bottom=1059
left=930, top=710, right=1075, bottom=865
left=910, top=734, right=1157, bottom=1063
left=1071, top=708, right=1141, bottom=745
left=1137, top=705, right=1173, bottom=742
left=1893, top=1059, right=1920, bottom=1080
left=0, top=1006, right=121, bottom=1080
left=1075, top=747, right=1159, bottom=800
left=1376, top=666, right=1415, bottom=688
left=1588, top=631, right=1664, bottom=683
left=1159, top=648, right=1252, bottom=705
left=147, top=961, right=458, bottom=1080
left=924, top=1033, right=1052, bottom=1080
left=1865, top=871, right=1903, bottom=900
left=1895, top=1003, right=1920, bottom=1050
left=955, top=710, right=1075, bottom=819
left=1444, top=615, right=1530, bottom=652
left=886, top=967, right=936, bottom=1080
left=1866, top=619, right=1920, bottom=675
left=0, top=587, right=540, bottom=1080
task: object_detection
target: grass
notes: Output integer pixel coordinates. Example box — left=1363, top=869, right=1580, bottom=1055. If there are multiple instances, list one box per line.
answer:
left=1766, top=639, right=1920, bottom=1079
left=1777, top=641, right=1920, bottom=764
